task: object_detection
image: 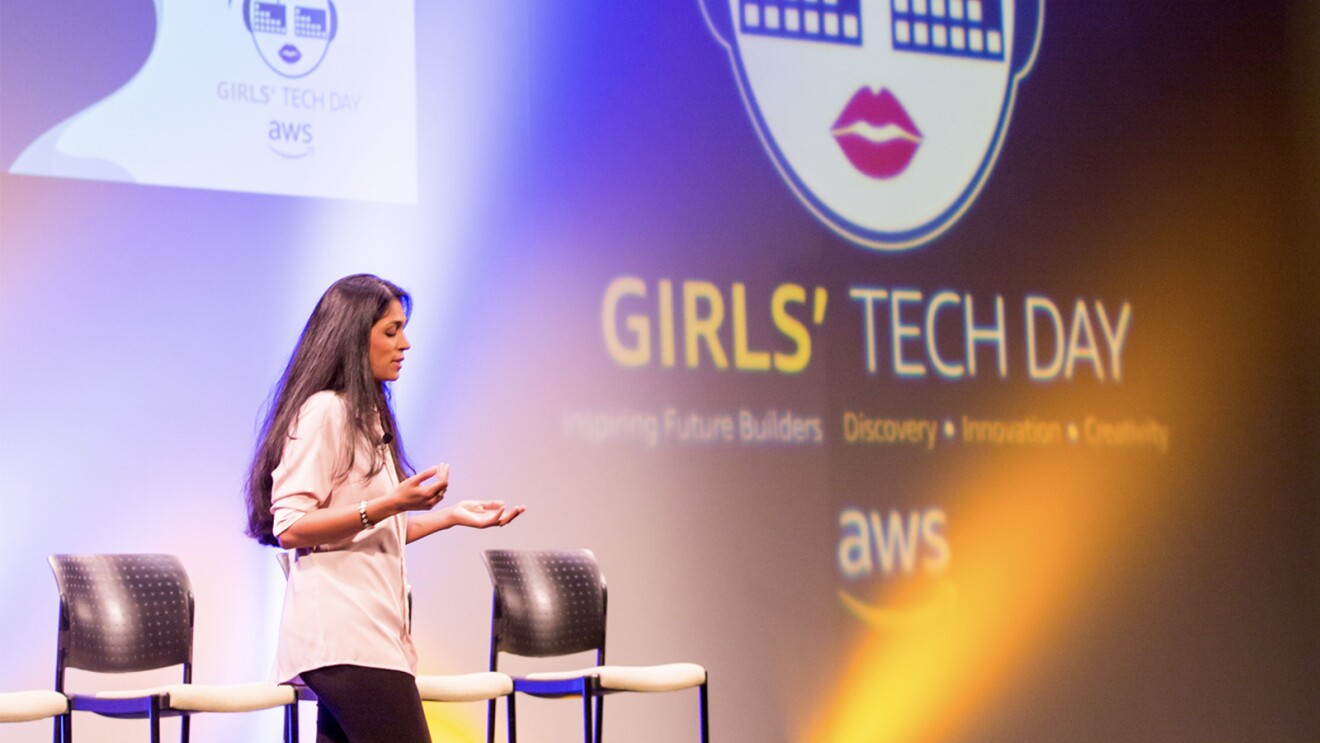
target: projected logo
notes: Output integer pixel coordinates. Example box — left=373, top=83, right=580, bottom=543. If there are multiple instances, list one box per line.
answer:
left=836, top=505, right=954, bottom=627
left=701, top=0, right=1044, bottom=250
left=245, top=0, right=338, bottom=78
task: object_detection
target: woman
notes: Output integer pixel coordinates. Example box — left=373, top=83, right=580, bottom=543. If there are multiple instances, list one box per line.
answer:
left=244, top=274, right=523, bottom=743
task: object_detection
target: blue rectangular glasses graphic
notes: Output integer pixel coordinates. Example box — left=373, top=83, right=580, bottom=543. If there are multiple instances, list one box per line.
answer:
left=251, top=2, right=288, bottom=34
left=739, top=0, right=1006, bottom=61
left=295, top=7, right=331, bottom=39
left=739, top=0, right=863, bottom=46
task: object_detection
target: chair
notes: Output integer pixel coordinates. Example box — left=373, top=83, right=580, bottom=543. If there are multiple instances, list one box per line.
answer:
left=48, top=554, right=298, bottom=743
left=273, top=551, right=518, bottom=741
left=482, top=549, right=709, bottom=743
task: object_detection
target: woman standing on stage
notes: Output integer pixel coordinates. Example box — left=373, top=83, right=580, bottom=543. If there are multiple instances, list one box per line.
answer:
left=244, top=274, right=523, bottom=743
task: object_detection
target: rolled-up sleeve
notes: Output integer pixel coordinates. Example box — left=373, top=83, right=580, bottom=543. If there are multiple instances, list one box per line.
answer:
left=271, top=392, right=346, bottom=536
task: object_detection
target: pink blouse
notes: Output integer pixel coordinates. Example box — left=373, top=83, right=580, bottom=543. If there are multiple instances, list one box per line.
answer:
left=270, top=390, right=417, bottom=683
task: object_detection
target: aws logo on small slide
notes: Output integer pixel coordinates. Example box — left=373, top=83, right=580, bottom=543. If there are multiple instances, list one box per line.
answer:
left=244, top=0, right=339, bottom=79
left=241, top=0, right=340, bottom=159
left=701, top=0, right=1044, bottom=251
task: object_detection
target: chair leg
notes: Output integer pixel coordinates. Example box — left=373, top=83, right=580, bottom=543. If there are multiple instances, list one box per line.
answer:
left=699, top=683, right=709, bottom=743
left=506, top=693, right=517, bottom=743
left=148, top=697, right=161, bottom=743
left=180, top=710, right=190, bottom=743
left=284, top=700, right=299, bottom=743
left=54, top=712, right=70, bottom=743
left=582, top=689, right=594, bottom=743
left=595, top=696, right=604, bottom=743
left=487, top=697, right=497, bottom=743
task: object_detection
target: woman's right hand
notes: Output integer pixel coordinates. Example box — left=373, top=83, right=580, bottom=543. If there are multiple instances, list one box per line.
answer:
left=391, top=464, right=449, bottom=512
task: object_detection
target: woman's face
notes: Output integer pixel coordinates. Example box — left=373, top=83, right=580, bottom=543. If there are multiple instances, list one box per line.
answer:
left=369, top=299, right=409, bottom=382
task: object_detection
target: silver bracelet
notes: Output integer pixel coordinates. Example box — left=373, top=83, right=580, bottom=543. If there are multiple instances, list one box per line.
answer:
left=358, top=500, right=373, bottom=529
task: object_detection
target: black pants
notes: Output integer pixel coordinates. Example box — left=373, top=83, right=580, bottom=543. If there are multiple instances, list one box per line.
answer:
left=301, top=665, right=432, bottom=743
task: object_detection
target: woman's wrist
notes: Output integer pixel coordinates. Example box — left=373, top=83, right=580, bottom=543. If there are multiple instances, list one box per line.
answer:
left=370, top=494, right=402, bottom=523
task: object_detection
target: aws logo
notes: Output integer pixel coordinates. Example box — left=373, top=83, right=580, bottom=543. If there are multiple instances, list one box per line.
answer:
left=701, top=0, right=1044, bottom=251
left=837, top=506, right=954, bottom=627
left=244, top=0, right=339, bottom=79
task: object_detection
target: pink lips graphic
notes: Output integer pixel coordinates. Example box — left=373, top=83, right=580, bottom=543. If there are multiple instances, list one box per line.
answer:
left=831, top=88, right=923, bottom=179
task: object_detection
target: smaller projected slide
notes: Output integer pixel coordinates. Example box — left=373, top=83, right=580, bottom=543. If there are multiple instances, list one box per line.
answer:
left=8, top=0, right=418, bottom=203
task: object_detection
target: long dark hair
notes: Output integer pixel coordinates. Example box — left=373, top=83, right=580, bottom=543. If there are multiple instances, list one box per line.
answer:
left=245, top=274, right=414, bottom=546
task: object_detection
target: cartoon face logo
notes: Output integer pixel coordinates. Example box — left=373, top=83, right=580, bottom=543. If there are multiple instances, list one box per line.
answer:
left=244, top=0, right=338, bottom=79
left=701, top=0, right=1043, bottom=250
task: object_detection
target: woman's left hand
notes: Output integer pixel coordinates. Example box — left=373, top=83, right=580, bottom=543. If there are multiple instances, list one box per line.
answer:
left=405, top=498, right=526, bottom=542
left=451, top=500, right=526, bottom=529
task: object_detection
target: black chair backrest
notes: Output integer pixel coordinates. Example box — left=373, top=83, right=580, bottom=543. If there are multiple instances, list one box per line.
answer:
left=483, top=550, right=607, bottom=659
left=48, top=554, right=194, bottom=677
